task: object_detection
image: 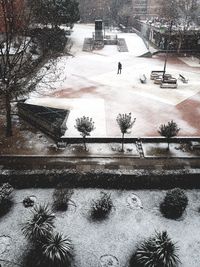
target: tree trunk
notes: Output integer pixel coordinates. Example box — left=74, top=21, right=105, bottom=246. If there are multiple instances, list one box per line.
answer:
left=167, top=138, right=170, bottom=150
left=177, top=34, right=182, bottom=54
left=83, top=136, right=87, bottom=151
left=121, top=133, right=124, bottom=152
left=5, top=93, right=12, bottom=137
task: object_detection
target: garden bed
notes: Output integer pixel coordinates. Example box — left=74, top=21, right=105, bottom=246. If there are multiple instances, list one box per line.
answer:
left=0, top=188, right=200, bottom=266
left=143, top=142, right=200, bottom=158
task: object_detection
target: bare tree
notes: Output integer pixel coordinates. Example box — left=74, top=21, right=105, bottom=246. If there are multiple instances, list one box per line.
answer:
left=0, top=0, right=45, bottom=136
left=111, top=0, right=132, bottom=26
left=0, top=0, right=67, bottom=137
left=161, top=0, right=198, bottom=52
left=116, top=113, right=136, bottom=152
left=74, top=116, right=95, bottom=151
left=158, top=120, right=180, bottom=150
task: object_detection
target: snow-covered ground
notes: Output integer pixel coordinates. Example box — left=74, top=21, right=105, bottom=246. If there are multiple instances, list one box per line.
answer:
left=179, top=56, right=200, bottom=67
left=27, top=24, right=200, bottom=137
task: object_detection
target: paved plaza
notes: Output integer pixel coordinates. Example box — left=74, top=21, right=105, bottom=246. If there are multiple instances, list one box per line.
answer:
left=28, top=24, right=200, bottom=137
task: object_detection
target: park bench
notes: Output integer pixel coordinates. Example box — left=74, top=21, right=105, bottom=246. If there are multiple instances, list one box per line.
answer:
left=179, top=74, right=188, bottom=83
left=160, top=78, right=177, bottom=89
left=153, top=74, right=172, bottom=84
left=140, top=74, right=147, bottom=84
left=150, top=70, right=164, bottom=80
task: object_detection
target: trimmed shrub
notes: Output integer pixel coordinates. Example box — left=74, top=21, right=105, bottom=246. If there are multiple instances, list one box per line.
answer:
left=160, top=188, right=188, bottom=219
left=23, top=197, right=35, bottom=208
left=41, top=232, right=73, bottom=267
left=22, top=204, right=55, bottom=243
left=53, top=187, right=74, bottom=211
left=91, top=192, right=113, bottom=220
left=132, top=231, right=180, bottom=267
left=0, top=183, right=14, bottom=216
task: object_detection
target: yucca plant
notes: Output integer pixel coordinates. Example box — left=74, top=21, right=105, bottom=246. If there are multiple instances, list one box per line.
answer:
left=22, top=204, right=55, bottom=243
left=91, top=192, right=113, bottom=220
left=41, top=232, right=73, bottom=267
left=53, top=187, right=74, bottom=212
left=134, top=231, right=180, bottom=267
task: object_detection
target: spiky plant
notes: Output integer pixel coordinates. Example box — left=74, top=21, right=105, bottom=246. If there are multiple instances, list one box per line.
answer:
left=91, top=192, right=113, bottom=220
left=53, top=187, right=74, bottom=211
left=42, top=232, right=73, bottom=267
left=134, top=231, right=180, bottom=267
left=22, top=204, right=55, bottom=243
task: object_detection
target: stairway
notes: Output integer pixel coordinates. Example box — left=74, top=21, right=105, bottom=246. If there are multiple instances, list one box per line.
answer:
left=82, top=38, right=94, bottom=52
left=135, top=139, right=144, bottom=158
left=117, top=38, right=129, bottom=52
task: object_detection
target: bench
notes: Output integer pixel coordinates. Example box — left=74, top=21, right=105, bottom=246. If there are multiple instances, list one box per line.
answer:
left=160, top=80, right=177, bottom=88
left=140, top=74, right=147, bottom=84
left=150, top=71, right=172, bottom=80
left=150, top=70, right=164, bottom=80
left=163, top=78, right=177, bottom=84
left=179, top=74, right=188, bottom=83
left=153, top=74, right=173, bottom=84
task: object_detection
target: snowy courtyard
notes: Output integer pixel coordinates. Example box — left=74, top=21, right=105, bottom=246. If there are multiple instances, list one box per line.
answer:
left=27, top=24, right=200, bottom=137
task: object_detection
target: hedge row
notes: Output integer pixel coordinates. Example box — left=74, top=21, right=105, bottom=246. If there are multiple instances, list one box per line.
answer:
left=0, top=169, right=200, bottom=189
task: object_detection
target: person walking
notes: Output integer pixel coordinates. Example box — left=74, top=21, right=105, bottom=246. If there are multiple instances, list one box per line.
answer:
left=117, top=62, right=122, bottom=74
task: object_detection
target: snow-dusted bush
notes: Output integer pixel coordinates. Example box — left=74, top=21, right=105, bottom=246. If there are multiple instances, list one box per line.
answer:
left=53, top=186, right=74, bottom=211
left=160, top=188, right=188, bottom=219
left=0, top=183, right=14, bottom=216
left=23, top=197, right=35, bottom=208
left=91, top=192, right=113, bottom=220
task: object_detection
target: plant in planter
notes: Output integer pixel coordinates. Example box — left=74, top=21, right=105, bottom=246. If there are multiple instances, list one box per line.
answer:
left=74, top=116, right=95, bottom=151
left=160, top=188, right=188, bottom=219
left=0, top=183, right=14, bottom=216
left=116, top=113, right=136, bottom=152
left=22, top=204, right=55, bottom=243
left=53, top=187, right=74, bottom=211
left=132, top=231, right=180, bottom=267
left=41, top=232, right=73, bottom=267
left=158, top=120, right=180, bottom=150
left=91, top=192, right=113, bottom=220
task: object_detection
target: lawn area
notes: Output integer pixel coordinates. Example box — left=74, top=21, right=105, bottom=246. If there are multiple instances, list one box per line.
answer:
left=1, top=188, right=200, bottom=266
